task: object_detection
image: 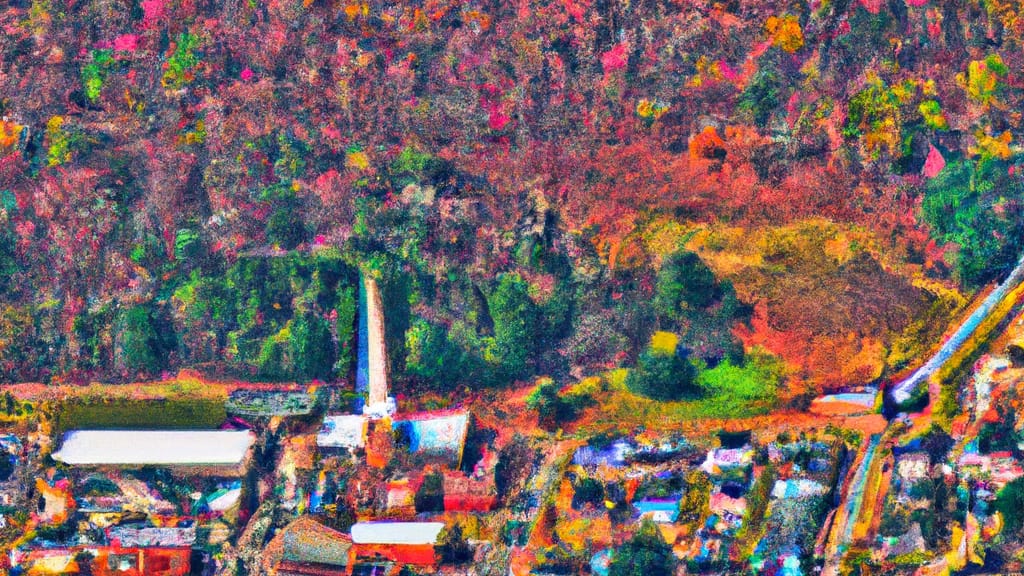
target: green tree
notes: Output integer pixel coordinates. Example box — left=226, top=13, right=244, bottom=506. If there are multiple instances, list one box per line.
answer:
left=266, top=206, right=308, bottom=250
left=572, top=477, right=605, bottom=509
left=488, top=273, right=541, bottom=381
left=405, top=318, right=463, bottom=387
left=415, top=470, right=445, bottom=513
left=335, top=285, right=357, bottom=375
left=921, top=159, right=1024, bottom=287
left=437, top=523, right=473, bottom=565
left=626, top=345, right=699, bottom=401
left=654, top=249, right=749, bottom=365
left=655, top=250, right=722, bottom=317
left=290, top=312, right=336, bottom=382
left=996, top=477, right=1024, bottom=534
left=118, top=304, right=172, bottom=376
left=526, top=378, right=577, bottom=431
left=677, top=469, right=712, bottom=529
left=608, top=519, right=677, bottom=576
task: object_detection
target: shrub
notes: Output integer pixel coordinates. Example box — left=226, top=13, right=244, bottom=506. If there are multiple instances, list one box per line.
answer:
left=571, top=477, right=605, bottom=509
left=437, top=523, right=473, bottom=565
left=415, top=471, right=445, bottom=513
left=996, top=477, right=1024, bottom=534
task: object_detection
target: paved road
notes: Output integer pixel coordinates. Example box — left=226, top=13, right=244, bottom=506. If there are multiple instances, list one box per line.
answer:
left=821, top=434, right=881, bottom=576
left=890, top=253, right=1024, bottom=405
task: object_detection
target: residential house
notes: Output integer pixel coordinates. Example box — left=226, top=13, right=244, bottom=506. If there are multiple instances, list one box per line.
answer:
left=276, top=516, right=355, bottom=576
left=392, top=411, right=470, bottom=468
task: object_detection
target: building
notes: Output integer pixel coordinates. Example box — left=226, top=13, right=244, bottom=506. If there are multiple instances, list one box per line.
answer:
left=350, top=521, right=445, bottom=565
left=443, top=471, right=497, bottom=513
left=276, top=516, right=355, bottom=576
left=51, top=430, right=255, bottom=476
left=392, top=411, right=470, bottom=468
left=770, top=478, right=828, bottom=500
left=13, top=546, right=190, bottom=576
left=107, top=525, right=196, bottom=548
left=633, top=497, right=682, bottom=523
left=317, top=415, right=368, bottom=451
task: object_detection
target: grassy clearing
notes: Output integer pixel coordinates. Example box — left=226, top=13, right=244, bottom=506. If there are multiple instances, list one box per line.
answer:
left=571, top=357, right=783, bottom=436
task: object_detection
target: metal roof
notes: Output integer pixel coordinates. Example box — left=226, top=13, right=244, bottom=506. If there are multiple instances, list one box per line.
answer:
left=52, top=430, right=255, bottom=466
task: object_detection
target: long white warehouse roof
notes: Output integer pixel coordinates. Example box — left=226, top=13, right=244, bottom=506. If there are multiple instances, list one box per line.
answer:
left=350, top=521, right=445, bottom=545
left=52, top=430, right=255, bottom=466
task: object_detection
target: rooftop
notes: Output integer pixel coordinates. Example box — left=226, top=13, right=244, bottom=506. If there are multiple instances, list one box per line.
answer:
left=350, top=521, right=445, bottom=546
left=52, top=430, right=255, bottom=467
left=317, top=415, right=368, bottom=449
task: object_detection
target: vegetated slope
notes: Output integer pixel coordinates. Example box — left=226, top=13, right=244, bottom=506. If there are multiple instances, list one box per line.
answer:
left=0, top=0, right=1020, bottom=397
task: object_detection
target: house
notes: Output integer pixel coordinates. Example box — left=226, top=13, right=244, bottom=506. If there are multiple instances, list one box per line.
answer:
left=52, top=430, right=256, bottom=476
left=633, top=497, right=681, bottom=523
left=572, top=440, right=632, bottom=469
left=443, top=471, right=497, bottom=513
left=385, top=477, right=419, bottom=517
left=958, top=451, right=1024, bottom=488
left=107, top=525, right=196, bottom=548
left=700, top=446, right=753, bottom=476
left=34, top=476, right=73, bottom=525
left=770, top=478, right=828, bottom=500
left=276, top=516, right=355, bottom=576
left=392, top=411, right=470, bottom=467
left=226, top=389, right=315, bottom=417
left=809, top=390, right=878, bottom=416
left=709, top=492, right=747, bottom=526
left=350, top=521, right=445, bottom=565
left=896, top=452, right=930, bottom=484
left=317, top=415, right=368, bottom=451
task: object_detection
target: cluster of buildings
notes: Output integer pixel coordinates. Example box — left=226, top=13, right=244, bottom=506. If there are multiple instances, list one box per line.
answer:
left=527, top=430, right=846, bottom=575
left=5, top=275, right=492, bottom=575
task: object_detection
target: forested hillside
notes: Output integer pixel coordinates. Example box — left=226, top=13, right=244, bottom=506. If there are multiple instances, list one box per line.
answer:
left=2, top=0, right=1024, bottom=402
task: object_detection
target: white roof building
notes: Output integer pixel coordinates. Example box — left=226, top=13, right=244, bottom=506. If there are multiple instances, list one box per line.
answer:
left=52, top=430, right=255, bottom=468
left=350, top=521, right=445, bottom=545
left=317, top=415, right=368, bottom=450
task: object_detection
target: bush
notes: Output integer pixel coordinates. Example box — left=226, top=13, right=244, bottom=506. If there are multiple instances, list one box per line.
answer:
left=527, top=378, right=582, bottom=431
left=415, top=471, right=445, bottom=513
left=0, top=454, right=13, bottom=482
left=996, top=477, right=1024, bottom=534
left=571, top=477, right=605, bottom=509
left=437, top=523, right=473, bottom=565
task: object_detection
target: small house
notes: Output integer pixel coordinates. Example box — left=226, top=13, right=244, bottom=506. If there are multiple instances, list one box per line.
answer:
left=392, top=411, right=470, bottom=468
left=317, top=415, right=368, bottom=452
left=277, top=516, right=355, bottom=576
left=633, top=497, right=682, bottom=523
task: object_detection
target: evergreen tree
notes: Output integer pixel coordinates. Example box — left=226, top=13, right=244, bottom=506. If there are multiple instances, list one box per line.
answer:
left=290, top=312, right=337, bottom=382
left=608, top=519, right=677, bottom=576
left=626, top=345, right=699, bottom=401
left=488, top=273, right=541, bottom=382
